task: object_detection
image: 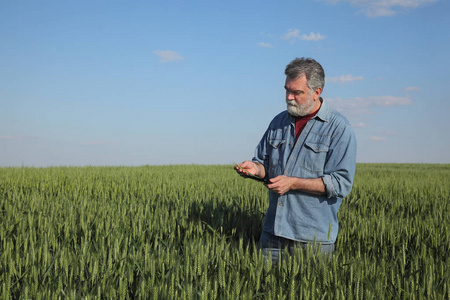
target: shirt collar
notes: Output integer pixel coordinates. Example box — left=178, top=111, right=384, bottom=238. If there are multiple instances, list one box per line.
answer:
left=288, top=97, right=329, bottom=123
left=315, top=97, right=329, bottom=122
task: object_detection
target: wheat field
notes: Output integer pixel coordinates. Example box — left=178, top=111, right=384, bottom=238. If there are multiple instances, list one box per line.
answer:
left=1, top=164, right=449, bottom=299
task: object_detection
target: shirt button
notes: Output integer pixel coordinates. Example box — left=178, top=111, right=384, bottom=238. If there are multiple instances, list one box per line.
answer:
left=279, top=203, right=283, bottom=206
left=285, top=171, right=288, bottom=175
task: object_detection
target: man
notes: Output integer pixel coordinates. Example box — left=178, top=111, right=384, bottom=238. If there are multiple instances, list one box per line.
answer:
left=235, top=57, right=356, bottom=262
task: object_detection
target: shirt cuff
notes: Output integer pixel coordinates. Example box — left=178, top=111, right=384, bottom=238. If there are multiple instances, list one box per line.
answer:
left=321, top=174, right=337, bottom=199
left=252, top=157, right=264, bottom=165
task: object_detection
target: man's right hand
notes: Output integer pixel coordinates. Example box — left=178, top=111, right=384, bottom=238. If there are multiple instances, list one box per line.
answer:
left=234, top=161, right=265, bottom=179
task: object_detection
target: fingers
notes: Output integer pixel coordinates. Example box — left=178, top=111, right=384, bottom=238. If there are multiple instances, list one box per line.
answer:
left=234, top=162, right=247, bottom=172
left=270, top=175, right=283, bottom=182
left=234, top=165, right=246, bottom=176
left=266, top=176, right=290, bottom=195
left=240, top=161, right=254, bottom=169
left=234, top=161, right=252, bottom=177
left=235, top=161, right=254, bottom=173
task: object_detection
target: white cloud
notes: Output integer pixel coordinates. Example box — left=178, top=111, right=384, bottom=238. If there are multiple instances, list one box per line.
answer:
left=325, top=95, right=412, bottom=115
left=367, top=95, right=412, bottom=106
left=325, top=0, right=435, bottom=17
left=404, top=86, right=421, bottom=92
left=257, top=42, right=273, bottom=48
left=327, top=74, right=363, bottom=84
left=154, top=50, right=184, bottom=63
left=282, top=29, right=301, bottom=43
left=353, top=122, right=367, bottom=128
left=301, top=32, right=326, bottom=41
left=363, top=5, right=397, bottom=17
left=282, top=29, right=326, bottom=43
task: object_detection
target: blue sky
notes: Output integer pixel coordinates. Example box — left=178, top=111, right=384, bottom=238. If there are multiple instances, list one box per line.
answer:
left=1, top=0, right=449, bottom=167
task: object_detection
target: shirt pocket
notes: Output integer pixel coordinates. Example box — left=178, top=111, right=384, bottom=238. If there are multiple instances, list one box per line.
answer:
left=268, top=138, right=287, bottom=177
left=302, top=140, right=329, bottom=173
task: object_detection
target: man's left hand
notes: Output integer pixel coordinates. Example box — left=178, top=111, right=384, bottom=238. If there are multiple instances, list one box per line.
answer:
left=266, top=175, right=293, bottom=196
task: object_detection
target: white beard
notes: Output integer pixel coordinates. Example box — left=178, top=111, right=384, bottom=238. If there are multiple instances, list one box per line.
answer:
left=286, top=95, right=315, bottom=117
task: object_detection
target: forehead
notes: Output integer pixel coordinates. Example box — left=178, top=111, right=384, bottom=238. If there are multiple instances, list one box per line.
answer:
left=285, top=76, right=309, bottom=90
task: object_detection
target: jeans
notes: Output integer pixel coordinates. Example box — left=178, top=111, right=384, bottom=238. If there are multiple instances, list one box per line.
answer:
left=258, top=230, right=335, bottom=264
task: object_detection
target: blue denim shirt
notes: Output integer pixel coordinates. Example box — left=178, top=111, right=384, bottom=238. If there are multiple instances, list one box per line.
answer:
left=253, top=100, right=356, bottom=244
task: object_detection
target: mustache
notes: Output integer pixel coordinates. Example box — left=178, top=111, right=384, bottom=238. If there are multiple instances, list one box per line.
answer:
left=286, top=100, right=298, bottom=107
left=286, top=99, right=295, bottom=104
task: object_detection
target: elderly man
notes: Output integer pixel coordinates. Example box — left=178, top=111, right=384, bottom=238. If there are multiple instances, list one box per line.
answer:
left=235, top=57, right=357, bottom=262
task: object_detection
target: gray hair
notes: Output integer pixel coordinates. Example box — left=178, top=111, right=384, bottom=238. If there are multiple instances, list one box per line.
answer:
left=285, top=57, right=325, bottom=95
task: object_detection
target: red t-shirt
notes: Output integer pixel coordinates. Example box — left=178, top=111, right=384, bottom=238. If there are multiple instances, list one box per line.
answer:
left=295, top=108, right=319, bottom=142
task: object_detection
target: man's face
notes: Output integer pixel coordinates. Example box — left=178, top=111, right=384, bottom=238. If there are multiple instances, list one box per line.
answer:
left=285, top=76, right=322, bottom=117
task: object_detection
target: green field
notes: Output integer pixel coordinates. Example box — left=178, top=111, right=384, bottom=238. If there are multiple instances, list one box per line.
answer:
left=1, top=164, right=449, bottom=299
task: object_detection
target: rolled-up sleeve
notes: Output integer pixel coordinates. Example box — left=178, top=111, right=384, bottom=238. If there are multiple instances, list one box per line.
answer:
left=321, top=124, right=357, bottom=199
left=252, top=128, right=270, bottom=167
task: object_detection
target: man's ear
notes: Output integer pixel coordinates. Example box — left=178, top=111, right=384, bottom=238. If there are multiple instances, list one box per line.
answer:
left=313, top=87, right=322, bottom=101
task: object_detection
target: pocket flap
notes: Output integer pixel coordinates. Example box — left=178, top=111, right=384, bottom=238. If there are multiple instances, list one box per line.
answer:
left=305, top=141, right=329, bottom=153
left=269, top=139, right=286, bottom=149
